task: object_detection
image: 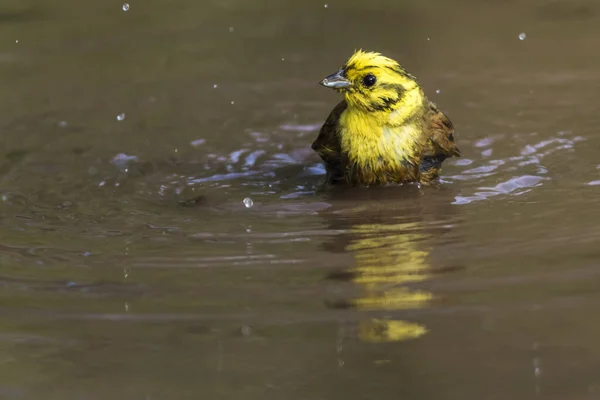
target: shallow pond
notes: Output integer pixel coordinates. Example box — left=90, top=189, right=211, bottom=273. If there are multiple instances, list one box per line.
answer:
left=1, top=0, right=600, bottom=399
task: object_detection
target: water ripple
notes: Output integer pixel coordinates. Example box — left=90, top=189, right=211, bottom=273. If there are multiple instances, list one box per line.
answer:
left=449, top=131, right=585, bottom=204
left=453, top=175, right=546, bottom=204
left=144, top=126, right=587, bottom=207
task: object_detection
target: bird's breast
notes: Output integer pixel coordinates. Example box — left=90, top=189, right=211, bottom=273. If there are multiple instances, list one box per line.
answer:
left=340, top=124, right=422, bottom=184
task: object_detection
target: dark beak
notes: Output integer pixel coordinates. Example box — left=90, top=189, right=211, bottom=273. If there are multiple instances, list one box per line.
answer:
left=319, top=70, right=351, bottom=89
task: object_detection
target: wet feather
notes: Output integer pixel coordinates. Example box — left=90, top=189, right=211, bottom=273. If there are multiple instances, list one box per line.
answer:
left=313, top=50, right=460, bottom=185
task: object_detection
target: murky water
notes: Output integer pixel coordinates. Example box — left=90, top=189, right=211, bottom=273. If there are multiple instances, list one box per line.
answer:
left=1, top=0, right=600, bottom=398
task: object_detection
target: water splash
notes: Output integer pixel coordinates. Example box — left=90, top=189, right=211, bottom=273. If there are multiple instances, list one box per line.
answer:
left=279, top=123, right=321, bottom=132
left=111, top=153, right=138, bottom=169
left=453, top=175, right=545, bottom=204
left=450, top=132, right=584, bottom=204
left=190, top=139, right=206, bottom=147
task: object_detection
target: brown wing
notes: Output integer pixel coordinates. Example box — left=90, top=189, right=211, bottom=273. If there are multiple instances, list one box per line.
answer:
left=425, top=101, right=460, bottom=157
left=312, top=101, right=347, bottom=183
left=418, top=102, right=460, bottom=181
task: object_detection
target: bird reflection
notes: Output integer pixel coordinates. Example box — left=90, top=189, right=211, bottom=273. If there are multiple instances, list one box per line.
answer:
left=321, top=184, right=461, bottom=343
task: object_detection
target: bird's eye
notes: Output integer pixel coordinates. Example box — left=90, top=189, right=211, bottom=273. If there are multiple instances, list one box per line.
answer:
left=362, top=74, right=377, bottom=87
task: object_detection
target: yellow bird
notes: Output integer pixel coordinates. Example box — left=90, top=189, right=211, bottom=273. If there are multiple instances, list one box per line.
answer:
left=312, top=50, right=461, bottom=186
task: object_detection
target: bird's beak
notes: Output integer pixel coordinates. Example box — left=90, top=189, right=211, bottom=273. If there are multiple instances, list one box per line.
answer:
left=320, top=70, right=351, bottom=89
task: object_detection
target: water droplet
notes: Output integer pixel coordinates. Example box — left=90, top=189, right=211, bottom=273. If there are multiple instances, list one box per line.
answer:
left=426, top=37, right=430, bottom=41
left=116, top=113, right=126, bottom=121
left=518, top=32, right=527, bottom=40
left=15, top=39, right=18, bottom=43
left=229, top=26, right=235, bottom=32
left=281, top=57, right=285, bottom=61
left=213, top=84, right=218, bottom=88
left=243, top=197, right=253, bottom=208
left=230, top=101, right=235, bottom=105
left=58, top=121, right=68, bottom=128
left=324, top=3, right=328, bottom=8
left=435, top=89, right=441, bottom=94
left=122, top=3, right=129, bottom=11
left=241, top=325, right=253, bottom=336
left=191, top=138, right=206, bottom=147
left=1, top=195, right=8, bottom=202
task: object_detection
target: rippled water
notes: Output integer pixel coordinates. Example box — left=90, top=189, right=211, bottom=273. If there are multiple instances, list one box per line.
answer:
left=1, top=0, right=600, bottom=399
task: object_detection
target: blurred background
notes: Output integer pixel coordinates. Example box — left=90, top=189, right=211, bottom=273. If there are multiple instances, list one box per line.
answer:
left=1, top=0, right=600, bottom=399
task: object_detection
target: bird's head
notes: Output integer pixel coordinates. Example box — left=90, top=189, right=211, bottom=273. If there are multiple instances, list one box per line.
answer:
left=320, top=50, right=423, bottom=117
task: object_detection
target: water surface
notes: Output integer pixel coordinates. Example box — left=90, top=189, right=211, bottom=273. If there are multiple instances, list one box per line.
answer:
left=1, top=0, right=600, bottom=399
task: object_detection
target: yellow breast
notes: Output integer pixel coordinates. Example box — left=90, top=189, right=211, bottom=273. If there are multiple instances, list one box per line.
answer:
left=339, top=109, right=422, bottom=184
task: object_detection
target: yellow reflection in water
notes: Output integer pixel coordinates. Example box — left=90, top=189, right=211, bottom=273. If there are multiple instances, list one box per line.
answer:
left=345, top=221, right=433, bottom=343
left=358, top=318, right=428, bottom=343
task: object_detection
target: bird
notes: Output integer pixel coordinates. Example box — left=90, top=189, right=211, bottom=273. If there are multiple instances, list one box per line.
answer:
left=312, top=50, right=460, bottom=186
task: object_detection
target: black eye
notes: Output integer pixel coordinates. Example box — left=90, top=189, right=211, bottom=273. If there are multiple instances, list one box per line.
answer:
left=362, top=74, right=376, bottom=87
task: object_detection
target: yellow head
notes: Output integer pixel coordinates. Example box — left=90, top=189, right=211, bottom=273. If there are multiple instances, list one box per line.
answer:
left=320, top=50, right=424, bottom=119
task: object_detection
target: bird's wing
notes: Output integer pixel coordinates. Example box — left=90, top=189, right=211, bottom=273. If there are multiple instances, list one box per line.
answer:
left=418, top=102, right=460, bottom=178
left=312, top=101, right=347, bottom=182
left=424, top=101, right=460, bottom=158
